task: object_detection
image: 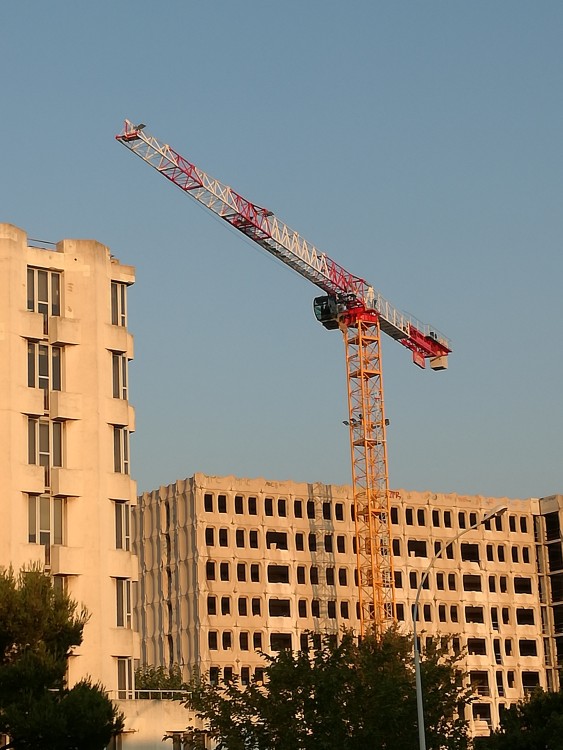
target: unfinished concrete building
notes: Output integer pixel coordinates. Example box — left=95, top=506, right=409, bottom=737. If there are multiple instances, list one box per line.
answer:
left=134, top=473, right=562, bottom=737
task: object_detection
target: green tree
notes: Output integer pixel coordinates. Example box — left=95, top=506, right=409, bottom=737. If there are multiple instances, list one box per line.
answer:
left=476, top=687, right=563, bottom=750
left=135, top=663, right=184, bottom=698
left=0, top=566, right=123, bottom=750
left=180, top=628, right=470, bottom=750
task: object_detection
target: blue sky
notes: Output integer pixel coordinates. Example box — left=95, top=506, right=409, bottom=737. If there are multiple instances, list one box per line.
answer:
left=2, top=1, right=562, bottom=499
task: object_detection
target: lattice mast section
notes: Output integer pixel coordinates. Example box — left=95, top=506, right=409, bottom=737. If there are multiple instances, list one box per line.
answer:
left=342, top=313, right=394, bottom=633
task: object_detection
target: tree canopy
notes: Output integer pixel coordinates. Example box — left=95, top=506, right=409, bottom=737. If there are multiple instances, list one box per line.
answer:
left=0, top=566, right=123, bottom=750
left=475, top=687, right=563, bottom=750
left=180, top=628, right=470, bottom=750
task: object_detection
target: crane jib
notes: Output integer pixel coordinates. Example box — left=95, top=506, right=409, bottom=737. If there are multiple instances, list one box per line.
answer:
left=115, top=120, right=451, bottom=366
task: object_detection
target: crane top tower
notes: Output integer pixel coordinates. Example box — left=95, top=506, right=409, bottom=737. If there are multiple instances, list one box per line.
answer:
left=116, top=119, right=451, bottom=634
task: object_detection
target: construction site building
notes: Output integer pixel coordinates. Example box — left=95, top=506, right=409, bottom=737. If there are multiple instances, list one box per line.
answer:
left=135, top=473, right=563, bottom=738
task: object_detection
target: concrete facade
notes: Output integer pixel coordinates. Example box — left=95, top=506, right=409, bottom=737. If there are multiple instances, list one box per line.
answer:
left=135, top=473, right=562, bottom=738
left=0, top=223, right=139, bottom=694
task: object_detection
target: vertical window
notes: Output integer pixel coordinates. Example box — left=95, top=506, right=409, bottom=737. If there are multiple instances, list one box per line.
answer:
left=204, top=493, right=213, bottom=512
left=27, top=268, right=61, bottom=333
left=113, top=426, right=130, bottom=474
left=295, top=533, right=304, bottom=551
left=219, top=528, right=228, bottom=547
left=293, top=499, right=303, bottom=518
left=28, top=343, right=62, bottom=409
left=111, top=281, right=127, bottom=327
left=265, top=497, right=273, bottom=516
left=218, top=495, right=227, bottom=513
left=117, top=657, right=133, bottom=699
left=28, top=418, right=63, bottom=487
left=249, top=530, right=259, bottom=548
left=234, top=495, right=244, bottom=514
left=207, top=596, right=217, bottom=615
left=237, top=563, right=246, bottom=582
left=116, top=578, right=132, bottom=628
left=239, top=632, right=249, bottom=650
left=28, top=495, right=65, bottom=565
left=337, top=536, right=346, bottom=553
left=115, top=501, right=131, bottom=551
left=112, top=353, right=128, bottom=400
left=238, top=597, right=247, bottom=616
left=278, top=498, right=287, bottom=517
left=220, top=562, right=230, bottom=581
left=236, top=529, right=245, bottom=548
left=251, top=598, right=261, bottom=616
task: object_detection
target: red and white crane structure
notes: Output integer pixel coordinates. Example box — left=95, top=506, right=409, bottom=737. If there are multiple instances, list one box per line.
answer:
left=116, top=120, right=451, bottom=635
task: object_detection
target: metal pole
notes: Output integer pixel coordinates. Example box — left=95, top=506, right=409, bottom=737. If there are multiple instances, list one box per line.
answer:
left=412, top=504, right=507, bottom=750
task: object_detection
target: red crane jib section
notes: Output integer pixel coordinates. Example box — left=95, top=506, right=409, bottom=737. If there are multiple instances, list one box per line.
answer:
left=118, top=125, right=450, bottom=367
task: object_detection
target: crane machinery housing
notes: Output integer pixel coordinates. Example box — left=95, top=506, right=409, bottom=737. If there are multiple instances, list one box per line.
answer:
left=116, top=120, right=451, bottom=636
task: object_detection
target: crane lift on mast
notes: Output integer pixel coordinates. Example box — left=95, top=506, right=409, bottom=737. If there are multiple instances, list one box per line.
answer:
left=116, top=120, right=451, bottom=636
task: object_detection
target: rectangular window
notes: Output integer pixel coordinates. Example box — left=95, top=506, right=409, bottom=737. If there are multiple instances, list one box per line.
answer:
left=27, top=268, right=61, bottom=333
left=235, top=495, right=244, bottom=514
left=249, top=530, right=259, bottom=548
left=28, top=343, right=62, bottom=410
left=117, top=657, right=133, bottom=699
left=293, top=499, right=303, bottom=518
left=112, top=353, right=128, bottom=400
left=28, top=494, right=65, bottom=565
left=111, top=281, right=127, bottom=327
left=236, top=529, right=245, bottom=548
left=265, top=497, right=273, bottom=516
left=113, top=426, right=130, bottom=474
left=28, top=418, right=63, bottom=487
left=114, top=501, right=131, bottom=551
left=116, top=578, right=132, bottom=628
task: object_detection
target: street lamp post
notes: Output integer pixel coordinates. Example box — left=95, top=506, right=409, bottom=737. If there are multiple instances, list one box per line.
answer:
left=412, top=504, right=508, bottom=750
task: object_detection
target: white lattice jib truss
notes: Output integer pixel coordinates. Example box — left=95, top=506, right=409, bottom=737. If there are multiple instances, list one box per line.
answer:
left=342, top=312, right=395, bottom=635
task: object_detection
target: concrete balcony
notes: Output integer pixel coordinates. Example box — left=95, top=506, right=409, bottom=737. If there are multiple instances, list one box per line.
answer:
left=50, top=545, right=84, bottom=576
left=19, top=464, right=46, bottom=494
left=105, top=398, right=129, bottom=427
left=19, top=311, right=44, bottom=340
left=17, top=386, right=45, bottom=416
left=49, top=316, right=81, bottom=346
left=109, top=626, right=138, bottom=655
left=51, top=467, right=84, bottom=497
left=105, top=325, right=134, bottom=357
left=107, top=472, right=137, bottom=503
left=107, top=549, right=139, bottom=580
left=50, top=391, right=82, bottom=421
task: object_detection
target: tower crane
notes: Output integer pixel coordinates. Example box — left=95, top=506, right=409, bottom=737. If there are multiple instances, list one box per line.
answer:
left=116, top=120, right=451, bottom=636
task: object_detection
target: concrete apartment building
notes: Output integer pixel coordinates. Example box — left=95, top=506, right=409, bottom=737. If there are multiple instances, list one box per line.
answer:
left=135, top=473, right=563, bottom=738
left=0, top=223, right=139, bottom=698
